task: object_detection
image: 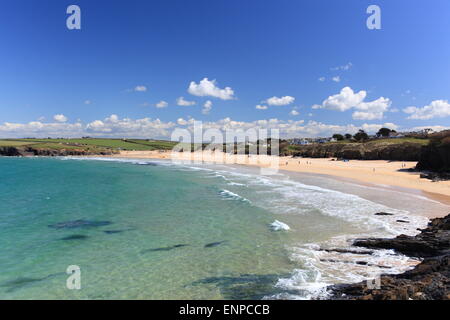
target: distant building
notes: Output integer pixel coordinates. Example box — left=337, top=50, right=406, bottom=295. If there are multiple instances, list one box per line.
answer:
left=388, top=132, right=405, bottom=138
left=290, top=138, right=311, bottom=145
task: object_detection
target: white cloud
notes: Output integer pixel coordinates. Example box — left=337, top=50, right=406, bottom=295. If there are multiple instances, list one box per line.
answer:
left=332, top=76, right=341, bottom=83
left=361, top=122, right=398, bottom=132
left=177, top=118, right=187, bottom=126
left=0, top=121, right=83, bottom=138
left=85, top=115, right=176, bottom=138
left=290, top=110, right=299, bottom=116
left=84, top=100, right=91, bottom=105
left=407, top=125, right=450, bottom=132
left=255, top=105, right=268, bottom=110
left=134, top=85, right=147, bottom=92
left=319, top=87, right=367, bottom=111
left=53, top=114, right=68, bottom=123
left=318, top=77, right=326, bottom=82
left=188, top=78, right=235, bottom=100
left=155, top=101, right=168, bottom=108
left=315, top=87, right=391, bottom=120
left=331, top=62, right=353, bottom=71
left=403, top=100, right=450, bottom=120
left=176, top=97, right=196, bottom=106
left=352, top=97, right=392, bottom=120
left=202, top=100, right=212, bottom=115
left=265, top=96, right=295, bottom=106
left=0, top=116, right=415, bottom=140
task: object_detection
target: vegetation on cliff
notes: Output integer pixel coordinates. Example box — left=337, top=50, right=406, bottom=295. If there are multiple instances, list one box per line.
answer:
left=285, top=138, right=428, bottom=161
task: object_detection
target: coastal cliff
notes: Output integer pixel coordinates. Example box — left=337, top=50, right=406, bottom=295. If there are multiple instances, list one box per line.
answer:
left=326, top=214, right=450, bottom=300
left=289, top=141, right=423, bottom=161
left=416, top=130, right=450, bottom=173
left=0, top=146, right=116, bottom=157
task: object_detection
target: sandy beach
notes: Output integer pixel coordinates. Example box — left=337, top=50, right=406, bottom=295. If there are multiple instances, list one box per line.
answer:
left=110, top=150, right=450, bottom=203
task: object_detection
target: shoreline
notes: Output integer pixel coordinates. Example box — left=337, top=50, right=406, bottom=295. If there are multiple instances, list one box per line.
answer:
left=105, top=150, right=450, bottom=211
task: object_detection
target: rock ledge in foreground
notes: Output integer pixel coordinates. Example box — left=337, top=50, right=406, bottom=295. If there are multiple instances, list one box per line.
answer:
left=325, top=214, right=450, bottom=300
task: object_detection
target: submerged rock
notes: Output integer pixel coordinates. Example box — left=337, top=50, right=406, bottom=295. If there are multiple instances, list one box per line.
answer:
left=204, top=241, right=228, bottom=248
left=141, top=244, right=189, bottom=253
left=103, top=228, right=135, bottom=234
left=48, top=219, right=112, bottom=229
left=60, top=234, right=88, bottom=241
left=1, top=272, right=65, bottom=293
left=374, top=212, right=394, bottom=216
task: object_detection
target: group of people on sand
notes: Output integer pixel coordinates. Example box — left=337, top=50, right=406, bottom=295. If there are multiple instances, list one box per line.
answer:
left=282, top=160, right=313, bottom=166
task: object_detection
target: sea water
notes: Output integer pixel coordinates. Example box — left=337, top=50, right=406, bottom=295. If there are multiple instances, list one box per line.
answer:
left=0, top=157, right=448, bottom=299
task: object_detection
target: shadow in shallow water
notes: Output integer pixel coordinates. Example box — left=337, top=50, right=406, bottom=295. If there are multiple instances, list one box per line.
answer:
left=0, top=272, right=65, bottom=293
left=141, top=244, right=189, bottom=253
left=190, top=273, right=298, bottom=300
left=59, top=234, right=88, bottom=241
left=48, top=219, right=112, bottom=229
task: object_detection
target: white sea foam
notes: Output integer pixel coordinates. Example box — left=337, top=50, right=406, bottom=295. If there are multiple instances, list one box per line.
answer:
left=270, top=220, right=290, bottom=231
left=219, top=189, right=251, bottom=203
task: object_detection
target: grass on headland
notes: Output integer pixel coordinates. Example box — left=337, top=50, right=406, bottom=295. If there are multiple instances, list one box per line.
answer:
left=0, top=138, right=178, bottom=152
left=0, top=140, right=40, bottom=147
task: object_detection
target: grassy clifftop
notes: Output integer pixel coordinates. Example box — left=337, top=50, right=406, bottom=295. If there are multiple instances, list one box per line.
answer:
left=0, top=138, right=178, bottom=156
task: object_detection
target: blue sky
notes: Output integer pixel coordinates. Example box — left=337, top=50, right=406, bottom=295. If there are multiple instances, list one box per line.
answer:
left=0, top=0, right=449, bottom=138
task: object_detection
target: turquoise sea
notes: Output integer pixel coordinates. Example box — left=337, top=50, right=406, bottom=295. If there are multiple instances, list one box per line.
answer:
left=0, top=157, right=448, bottom=299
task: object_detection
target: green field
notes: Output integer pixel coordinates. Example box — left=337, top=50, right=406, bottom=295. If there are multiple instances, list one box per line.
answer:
left=0, top=140, right=40, bottom=147
left=0, top=138, right=178, bottom=152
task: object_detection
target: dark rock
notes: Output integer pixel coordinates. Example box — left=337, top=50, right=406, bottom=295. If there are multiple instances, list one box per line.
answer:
left=319, top=248, right=374, bottom=255
left=396, top=220, right=409, bottom=223
left=0, top=146, right=117, bottom=157
left=416, top=131, right=450, bottom=173
left=375, top=212, right=394, bottom=216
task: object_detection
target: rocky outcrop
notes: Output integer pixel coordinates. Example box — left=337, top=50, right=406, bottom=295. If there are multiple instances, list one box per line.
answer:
left=416, top=130, right=450, bottom=172
left=0, top=146, right=23, bottom=156
left=326, top=214, right=450, bottom=300
left=0, top=146, right=116, bottom=157
left=290, top=141, right=423, bottom=161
